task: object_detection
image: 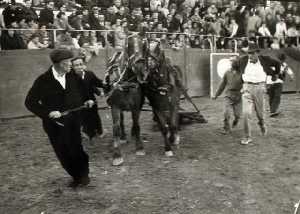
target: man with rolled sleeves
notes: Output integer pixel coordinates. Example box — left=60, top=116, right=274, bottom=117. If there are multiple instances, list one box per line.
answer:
left=234, top=42, right=281, bottom=145
left=25, top=49, right=94, bottom=188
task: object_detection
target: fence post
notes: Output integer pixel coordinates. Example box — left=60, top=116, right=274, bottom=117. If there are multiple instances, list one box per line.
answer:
left=53, top=29, right=56, bottom=49
left=183, top=33, right=188, bottom=87
left=105, top=31, right=109, bottom=67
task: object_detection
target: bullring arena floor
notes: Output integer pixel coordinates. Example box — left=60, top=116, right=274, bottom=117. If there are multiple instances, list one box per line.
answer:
left=1, top=94, right=300, bottom=214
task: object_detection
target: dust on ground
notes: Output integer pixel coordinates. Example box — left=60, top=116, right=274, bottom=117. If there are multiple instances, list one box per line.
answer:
left=1, top=94, right=300, bottom=214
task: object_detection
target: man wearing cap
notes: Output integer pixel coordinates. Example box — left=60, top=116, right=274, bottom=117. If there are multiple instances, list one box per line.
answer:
left=25, top=49, right=94, bottom=188
left=234, top=42, right=280, bottom=145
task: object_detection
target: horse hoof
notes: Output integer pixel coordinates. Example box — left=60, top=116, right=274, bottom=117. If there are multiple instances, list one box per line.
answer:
left=174, top=135, right=180, bottom=145
left=120, top=139, right=128, bottom=144
left=165, top=151, right=174, bottom=157
left=112, top=157, right=124, bottom=166
left=136, top=150, right=146, bottom=156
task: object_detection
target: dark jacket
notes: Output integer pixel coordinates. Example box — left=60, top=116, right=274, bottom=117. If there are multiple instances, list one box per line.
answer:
left=234, top=55, right=280, bottom=80
left=79, top=70, right=105, bottom=101
left=39, top=8, right=54, bottom=27
left=25, top=67, right=90, bottom=120
left=0, top=30, right=26, bottom=50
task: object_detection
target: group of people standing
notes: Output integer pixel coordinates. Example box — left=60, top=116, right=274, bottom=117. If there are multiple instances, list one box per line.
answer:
left=213, top=41, right=294, bottom=145
left=24, top=43, right=295, bottom=188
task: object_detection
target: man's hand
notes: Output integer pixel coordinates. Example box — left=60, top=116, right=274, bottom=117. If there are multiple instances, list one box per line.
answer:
left=84, top=100, right=95, bottom=108
left=49, top=111, right=62, bottom=119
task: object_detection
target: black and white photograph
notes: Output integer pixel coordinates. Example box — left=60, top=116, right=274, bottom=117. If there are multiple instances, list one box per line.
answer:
left=0, top=0, right=300, bottom=213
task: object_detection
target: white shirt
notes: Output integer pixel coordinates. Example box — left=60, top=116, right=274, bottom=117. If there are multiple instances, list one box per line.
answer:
left=258, top=26, right=272, bottom=37
left=275, top=22, right=287, bottom=37
left=52, top=67, right=66, bottom=89
left=242, top=59, right=267, bottom=83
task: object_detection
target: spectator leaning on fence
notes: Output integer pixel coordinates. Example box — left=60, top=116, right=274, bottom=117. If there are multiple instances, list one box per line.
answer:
left=27, top=32, right=48, bottom=49
left=1, top=0, right=300, bottom=49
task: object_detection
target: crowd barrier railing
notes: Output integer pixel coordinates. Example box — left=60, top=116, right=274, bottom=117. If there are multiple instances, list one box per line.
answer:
left=1, top=28, right=300, bottom=53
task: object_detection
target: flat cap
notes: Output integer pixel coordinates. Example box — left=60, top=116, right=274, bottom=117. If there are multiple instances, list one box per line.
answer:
left=50, top=49, right=74, bottom=63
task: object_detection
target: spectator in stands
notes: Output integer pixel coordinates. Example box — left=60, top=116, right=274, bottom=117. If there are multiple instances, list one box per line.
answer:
left=258, top=21, right=272, bottom=37
left=112, top=0, right=123, bottom=13
left=246, top=11, right=262, bottom=36
left=22, top=0, right=38, bottom=22
left=55, top=30, right=75, bottom=49
left=115, top=6, right=127, bottom=21
left=27, top=32, right=48, bottom=49
left=54, top=12, right=74, bottom=31
left=36, top=24, right=51, bottom=47
left=88, top=6, right=102, bottom=30
left=265, top=13, right=276, bottom=36
left=22, top=17, right=38, bottom=43
left=2, top=3, right=24, bottom=27
left=78, top=30, right=90, bottom=47
left=69, top=11, right=84, bottom=30
left=207, top=4, right=218, bottom=18
left=39, top=1, right=54, bottom=28
left=190, top=6, right=202, bottom=23
left=0, top=28, right=26, bottom=50
left=228, top=18, right=238, bottom=38
left=275, top=17, right=288, bottom=38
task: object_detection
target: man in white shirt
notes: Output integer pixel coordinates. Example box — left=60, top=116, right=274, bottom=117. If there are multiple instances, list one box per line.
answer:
left=233, top=42, right=280, bottom=145
left=266, top=53, right=294, bottom=117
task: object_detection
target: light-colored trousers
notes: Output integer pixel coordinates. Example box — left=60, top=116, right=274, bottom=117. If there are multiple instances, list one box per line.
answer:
left=242, top=83, right=266, bottom=138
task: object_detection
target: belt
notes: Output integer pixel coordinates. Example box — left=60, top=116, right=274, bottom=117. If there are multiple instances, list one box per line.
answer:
left=244, top=82, right=265, bottom=85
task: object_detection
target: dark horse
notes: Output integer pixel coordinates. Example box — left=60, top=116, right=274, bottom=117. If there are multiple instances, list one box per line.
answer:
left=104, top=50, right=145, bottom=166
left=132, top=40, right=182, bottom=157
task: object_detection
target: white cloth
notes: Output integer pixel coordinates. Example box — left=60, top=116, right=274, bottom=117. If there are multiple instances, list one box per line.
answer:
left=275, top=22, right=287, bottom=37
left=242, top=59, right=266, bottom=83
left=52, top=67, right=66, bottom=89
left=266, top=62, right=294, bottom=84
left=258, top=26, right=272, bottom=37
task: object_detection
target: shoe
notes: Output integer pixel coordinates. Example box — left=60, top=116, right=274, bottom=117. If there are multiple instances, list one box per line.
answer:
left=232, top=119, right=239, bottom=128
left=270, top=111, right=280, bottom=117
left=98, top=128, right=108, bottom=138
left=68, top=176, right=90, bottom=188
left=77, top=176, right=90, bottom=186
left=220, top=128, right=231, bottom=135
left=260, top=125, right=267, bottom=136
left=241, top=138, right=252, bottom=145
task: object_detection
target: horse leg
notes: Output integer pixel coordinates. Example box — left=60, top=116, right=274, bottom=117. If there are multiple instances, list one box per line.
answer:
left=169, top=104, right=180, bottom=145
left=111, top=106, right=124, bottom=166
left=153, top=110, right=173, bottom=157
left=120, top=111, right=127, bottom=144
left=131, top=109, right=145, bottom=156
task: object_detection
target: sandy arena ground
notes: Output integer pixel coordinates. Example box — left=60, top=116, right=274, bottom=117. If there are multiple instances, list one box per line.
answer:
left=1, top=94, right=300, bottom=214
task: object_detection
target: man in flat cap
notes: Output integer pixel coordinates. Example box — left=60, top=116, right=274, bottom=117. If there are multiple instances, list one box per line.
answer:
left=25, top=49, right=94, bottom=188
left=233, top=42, right=280, bottom=145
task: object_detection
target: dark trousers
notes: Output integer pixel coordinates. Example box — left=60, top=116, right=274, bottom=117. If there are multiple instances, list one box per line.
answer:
left=43, top=115, right=89, bottom=180
left=82, top=103, right=103, bottom=138
left=267, top=83, right=283, bottom=114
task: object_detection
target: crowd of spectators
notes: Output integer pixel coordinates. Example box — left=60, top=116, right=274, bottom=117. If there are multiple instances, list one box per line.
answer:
left=0, top=0, right=300, bottom=51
